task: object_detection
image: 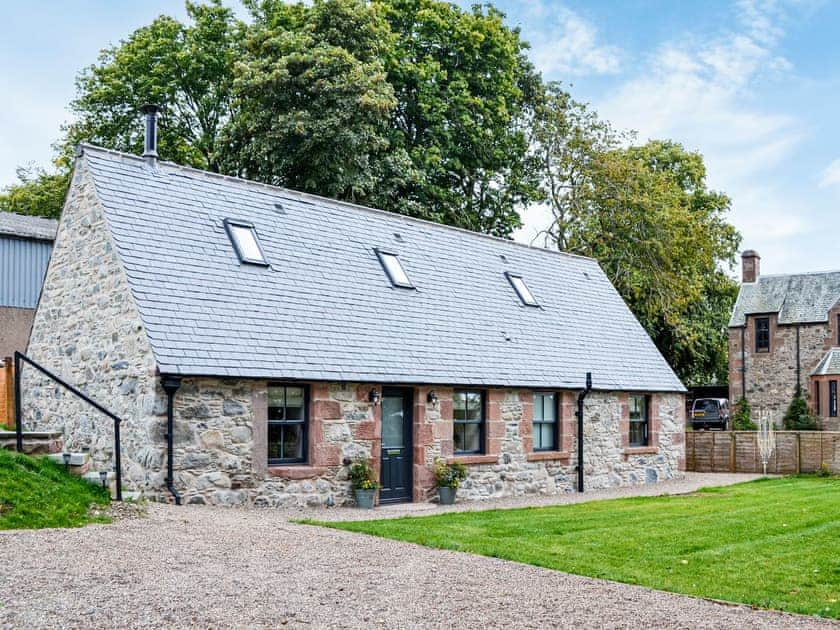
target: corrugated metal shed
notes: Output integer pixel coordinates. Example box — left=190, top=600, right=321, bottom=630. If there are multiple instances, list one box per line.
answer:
left=0, top=235, right=53, bottom=308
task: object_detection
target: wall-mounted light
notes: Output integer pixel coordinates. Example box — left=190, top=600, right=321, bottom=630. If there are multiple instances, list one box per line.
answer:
left=99, top=470, right=108, bottom=490
left=368, top=388, right=381, bottom=405
left=427, top=390, right=439, bottom=405
left=62, top=452, right=71, bottom=470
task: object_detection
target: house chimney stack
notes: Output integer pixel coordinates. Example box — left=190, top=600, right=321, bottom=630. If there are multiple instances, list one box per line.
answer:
left=741, top=249, right=760, bottom=283
left=141, top=104, right=160, bottom=166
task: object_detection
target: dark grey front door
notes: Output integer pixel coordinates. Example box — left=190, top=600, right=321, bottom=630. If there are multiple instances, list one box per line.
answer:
left=379, top=387, right=413, bottom=504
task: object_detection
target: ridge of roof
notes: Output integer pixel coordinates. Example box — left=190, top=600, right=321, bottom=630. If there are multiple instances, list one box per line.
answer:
left=758, top=269, right=840, bottom=279
left=78, top=143, right=598, bottom=266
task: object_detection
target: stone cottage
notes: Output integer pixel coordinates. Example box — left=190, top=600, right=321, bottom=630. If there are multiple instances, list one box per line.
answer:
left=21, top=130, right=686, bottom=507
left=729, top=250, right=840, bottom=429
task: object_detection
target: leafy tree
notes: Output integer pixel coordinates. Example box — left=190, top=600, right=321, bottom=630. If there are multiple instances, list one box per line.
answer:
left=732, top=397, right=757, bottom=431
left=783, top=395, right=819, bottom=430
left=0, top=165, right=70, bottom=219
left=376, top=0, right=540, bottom=235
left=222, top=0, right=412, bottom=205
left=64, top=0, right=243, bottom=171
left=531, top=92, right=741, bottom=385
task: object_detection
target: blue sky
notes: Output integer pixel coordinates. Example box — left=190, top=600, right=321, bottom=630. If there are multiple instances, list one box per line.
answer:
left=1, top=0, right=838, bottom=275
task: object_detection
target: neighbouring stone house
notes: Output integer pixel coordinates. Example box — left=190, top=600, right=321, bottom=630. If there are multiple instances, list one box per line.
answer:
left=729, top=250, right=840, bottom=430
left=21, top=134, right=686, bottom=507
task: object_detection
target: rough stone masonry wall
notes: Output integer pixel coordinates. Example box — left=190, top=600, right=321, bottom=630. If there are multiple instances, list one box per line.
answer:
left=23, top=161, right=162, bottom=486
left=160, top=383, right=684, bottom=508
left=729, top=312, right=836, bottom=425
left=441, top=390, right=684, bottom=500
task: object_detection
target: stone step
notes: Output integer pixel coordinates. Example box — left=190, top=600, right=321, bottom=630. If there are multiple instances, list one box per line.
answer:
left=0, top=431, right=64, bottom=455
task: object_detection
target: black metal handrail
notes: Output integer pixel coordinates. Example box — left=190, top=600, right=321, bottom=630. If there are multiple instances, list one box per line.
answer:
left=14, top=351, right=123, bottom=501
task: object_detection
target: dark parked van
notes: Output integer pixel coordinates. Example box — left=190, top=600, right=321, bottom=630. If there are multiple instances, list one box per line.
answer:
left=691, top=398, right=730, bottom=430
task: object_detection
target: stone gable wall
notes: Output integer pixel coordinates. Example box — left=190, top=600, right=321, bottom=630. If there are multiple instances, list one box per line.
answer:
left=23, top=161, right=164, bottom=488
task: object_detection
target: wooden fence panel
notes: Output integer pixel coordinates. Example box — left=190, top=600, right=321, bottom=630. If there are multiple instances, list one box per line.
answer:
left=0, top=358, right=13, bottom=429
left=686, top=431, right=840, bottom=474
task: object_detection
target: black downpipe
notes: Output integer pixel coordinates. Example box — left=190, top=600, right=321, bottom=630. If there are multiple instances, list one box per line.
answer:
left=161, top=375, right=182, bottom=505
left=575, top=372, right=593, bottom=493
left=795, top=324, right=801, bottom=397
left=740, top=327, right=746, bottom=400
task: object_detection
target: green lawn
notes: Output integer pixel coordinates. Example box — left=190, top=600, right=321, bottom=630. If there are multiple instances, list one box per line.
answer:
left=0, top=448, right=111, bottom=530
left=312, top=477, right=840, bottom=618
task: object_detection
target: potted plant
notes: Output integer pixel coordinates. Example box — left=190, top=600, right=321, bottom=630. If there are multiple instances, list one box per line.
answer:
left=434, top=458, right=468, bottom=505
left=349, top=458, right=380, bottom=509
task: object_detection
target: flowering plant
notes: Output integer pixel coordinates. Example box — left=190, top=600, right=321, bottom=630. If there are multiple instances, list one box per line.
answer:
left=434, top=458, right=468, bottom=488
left=349, top=458, right=380, bottom=490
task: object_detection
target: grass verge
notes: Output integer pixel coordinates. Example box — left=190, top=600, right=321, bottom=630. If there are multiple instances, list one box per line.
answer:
left=0, top=448, right=111, bottom=530
left=308, top=477, right=840, bottom=618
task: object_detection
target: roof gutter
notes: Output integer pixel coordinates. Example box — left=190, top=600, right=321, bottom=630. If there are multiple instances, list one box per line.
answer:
left=160, top=375, right=183, bottom=505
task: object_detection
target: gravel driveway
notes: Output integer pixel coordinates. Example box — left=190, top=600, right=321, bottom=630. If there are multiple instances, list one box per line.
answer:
left=1, top=474, right=836, bottom=629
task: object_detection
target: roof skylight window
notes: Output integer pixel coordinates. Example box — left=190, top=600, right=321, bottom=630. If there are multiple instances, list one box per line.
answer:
left=224, top=219, right=268, bottom=266
left=506, top=272, right=539, bottom=307
left=375, top=249, right=414, bottom=289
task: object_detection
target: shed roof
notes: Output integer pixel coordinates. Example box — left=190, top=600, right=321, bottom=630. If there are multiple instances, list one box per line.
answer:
left=813, top=348, right=840, bottom=376
left=0, top=212, right=58, bottom=241
left=78, top=145, right=685, bottom=392
left=729, top=271, right=840, bottom=327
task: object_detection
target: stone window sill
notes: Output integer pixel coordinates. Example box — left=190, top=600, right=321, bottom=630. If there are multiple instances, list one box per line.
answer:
left=267, top=465, right=328, bottom=480
left=447, top=454, right=498, bottom=465
left=527, top=450, right=571, bottom=462
left=623, top=446, right=658, bottom=456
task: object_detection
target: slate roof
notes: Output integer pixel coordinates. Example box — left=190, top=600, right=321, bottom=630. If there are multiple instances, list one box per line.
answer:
left=729, top=271, right=840, bottom=326
left=78, top=144, right=685, bottom=392
left=813, top=348, right=840, bottom=376
left=0, top=212, right=58, bottom=241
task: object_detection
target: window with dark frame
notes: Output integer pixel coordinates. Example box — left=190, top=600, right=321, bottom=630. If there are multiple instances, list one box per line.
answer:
left=831, top=381, right=838, bottom=418
left=755, top=317, right=770, bottom=353
left=629, top=395, right=650, bottom=447
left=533, top=392, right=558, bottom=451
left=224, top=219, right=269, bottom=266
left=375, top=249, right=414, bottom=289
left=837, top=314, right=840, bottom=345
left=453, top=390, right=485, bottom=454
left=505, top=272, right=539, bottom=307
left=267, top=385, right=308, bottom=464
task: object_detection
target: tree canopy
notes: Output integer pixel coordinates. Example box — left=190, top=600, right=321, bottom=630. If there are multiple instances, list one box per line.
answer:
left=1, top=0, right=744, bottom=385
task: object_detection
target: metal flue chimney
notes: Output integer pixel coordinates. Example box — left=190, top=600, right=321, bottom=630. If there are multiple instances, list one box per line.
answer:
left=140, top=104, right=160, bottom=166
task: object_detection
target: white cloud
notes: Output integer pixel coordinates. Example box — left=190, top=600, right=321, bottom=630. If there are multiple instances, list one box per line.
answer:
left=527, top=6, right=621, bottom=76
left=818, top=158, right=840, bottom=188
left=516, top=1, right=817, bottom=272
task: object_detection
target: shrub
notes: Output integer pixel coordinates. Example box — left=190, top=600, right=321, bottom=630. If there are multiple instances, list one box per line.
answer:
left=817, top=462, right=832, bottom=478
left=434, top=458, right=468, bottom=488
left=732, top=397, right=757, bottom=430
left=349, top=458, right=380, bottom=490
left=782, top=395, right=819, bottom=430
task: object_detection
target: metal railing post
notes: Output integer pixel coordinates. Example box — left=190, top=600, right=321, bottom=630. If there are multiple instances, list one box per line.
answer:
left=114, top=418, right=123, bottom=502
left=14, top=352, right=22, bottom=452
